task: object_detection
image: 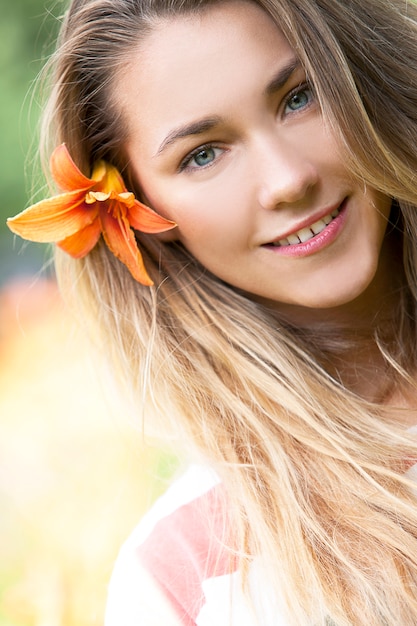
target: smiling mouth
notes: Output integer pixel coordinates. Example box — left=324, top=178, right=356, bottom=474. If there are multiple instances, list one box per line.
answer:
left=269, top=206, right=341, bottom=247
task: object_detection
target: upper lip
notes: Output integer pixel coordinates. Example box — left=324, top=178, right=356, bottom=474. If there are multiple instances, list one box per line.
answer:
left=263, top=200, right=345, bottom=245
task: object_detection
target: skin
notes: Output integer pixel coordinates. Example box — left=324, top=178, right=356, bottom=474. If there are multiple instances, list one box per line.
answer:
left=118, top=0, right=394, bottom=331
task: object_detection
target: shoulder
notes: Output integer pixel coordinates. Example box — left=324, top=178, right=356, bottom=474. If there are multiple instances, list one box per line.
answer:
left=105, top=464, right=237, bottom=625
left=105, top=464, right=289, bottom=626
left=105, top=551, right=181, bottom=626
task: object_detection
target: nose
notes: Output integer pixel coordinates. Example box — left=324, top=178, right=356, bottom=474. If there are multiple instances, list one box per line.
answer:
left=256, top=135, right=319, bottom=210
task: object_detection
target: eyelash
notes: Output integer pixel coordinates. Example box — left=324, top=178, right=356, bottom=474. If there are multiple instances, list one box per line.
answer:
left=178, top=82, right=315, bottom=172
left=283, top=82, right=314, bottom=114
left=179, top=144, right=224, bottom=172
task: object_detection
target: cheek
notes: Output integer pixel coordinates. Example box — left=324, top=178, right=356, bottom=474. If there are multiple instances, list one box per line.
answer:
left=176, top=209, right=234, bottom=253
left=371, top=193, right=393, bottom=240
left=172, top=199, right=252, bottom=272
left=143, top=179, right=249, bottom=251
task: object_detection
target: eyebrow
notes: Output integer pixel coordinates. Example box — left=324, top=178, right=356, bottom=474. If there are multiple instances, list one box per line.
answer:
left=265, top=57, right=301, bottom=96
left=156, top=116, right=222, bottom=156
left=155, top=56, right=300, bottom=156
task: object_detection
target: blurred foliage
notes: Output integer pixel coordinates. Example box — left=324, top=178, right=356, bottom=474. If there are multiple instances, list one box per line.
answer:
left=0, top=0, right=63, bottom=284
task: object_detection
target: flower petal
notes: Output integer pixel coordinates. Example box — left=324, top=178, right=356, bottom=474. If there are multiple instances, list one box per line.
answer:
left=7, top=192, right=98, bottom=242
left=57, top=219, right=102, bottom=258
left=100, top=202, right=154, bottom=286
left=127, top=199, right=177, bottom=233
left=97, top=162, right=127, bottom=194
left=51, top=144, right=95, bottom=192
left=90, top=161, right=108, bottom=185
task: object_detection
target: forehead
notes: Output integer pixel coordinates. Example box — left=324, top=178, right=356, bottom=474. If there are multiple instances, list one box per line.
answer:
left=119, top=1, right=295, bottom=153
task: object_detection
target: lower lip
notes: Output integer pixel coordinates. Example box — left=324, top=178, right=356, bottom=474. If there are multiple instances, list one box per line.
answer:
left=265, top=199, right=348, bottom=258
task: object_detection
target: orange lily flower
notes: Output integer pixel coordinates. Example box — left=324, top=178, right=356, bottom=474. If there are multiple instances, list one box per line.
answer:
left=7, top=144, right=176, bottom=285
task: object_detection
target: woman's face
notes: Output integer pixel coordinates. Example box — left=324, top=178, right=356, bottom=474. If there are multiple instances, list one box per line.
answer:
left=119, top=0, right=392, bottom=312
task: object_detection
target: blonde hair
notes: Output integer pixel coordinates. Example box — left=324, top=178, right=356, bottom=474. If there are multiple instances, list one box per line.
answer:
left=41, top=0, right=417, bottom=623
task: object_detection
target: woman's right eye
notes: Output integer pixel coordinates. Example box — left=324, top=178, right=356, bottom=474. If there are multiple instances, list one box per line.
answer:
left=179, top=145, right=224, bottom=171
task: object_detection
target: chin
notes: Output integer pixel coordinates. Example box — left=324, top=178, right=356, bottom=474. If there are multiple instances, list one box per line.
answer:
left=294, top=273, right=380, bottom=310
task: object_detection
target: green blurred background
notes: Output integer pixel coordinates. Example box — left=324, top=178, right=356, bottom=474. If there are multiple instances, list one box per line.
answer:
left=0, top=0, right=60, bottom=285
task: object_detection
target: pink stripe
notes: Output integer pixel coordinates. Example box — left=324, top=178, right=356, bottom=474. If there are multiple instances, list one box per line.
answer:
left=137, top=485, right=238, bottom=623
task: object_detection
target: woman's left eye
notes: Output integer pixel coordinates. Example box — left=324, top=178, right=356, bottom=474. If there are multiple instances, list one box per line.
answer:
left=180, top=145, right=224, bottom=171
left=284, top=85, right=314, bottom=114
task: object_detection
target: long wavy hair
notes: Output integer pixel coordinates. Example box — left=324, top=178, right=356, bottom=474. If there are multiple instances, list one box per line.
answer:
left=40, top=0, right=417, bottom=623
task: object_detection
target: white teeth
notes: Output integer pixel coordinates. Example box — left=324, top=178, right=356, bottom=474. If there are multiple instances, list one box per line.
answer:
left=298, top=227, right=314, bottom=243
left=271, top=207, right=340, bottom=247
left=287, top=233, right=301, bottom=245
left=311, top=219, right=327, bottom=234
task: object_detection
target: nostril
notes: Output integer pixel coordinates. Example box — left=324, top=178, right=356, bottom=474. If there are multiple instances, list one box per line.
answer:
left=258, top=166, right=319, bottom=210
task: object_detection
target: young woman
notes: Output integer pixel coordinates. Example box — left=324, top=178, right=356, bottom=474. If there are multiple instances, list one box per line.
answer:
left=7, top=0, right=417, bottom=623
